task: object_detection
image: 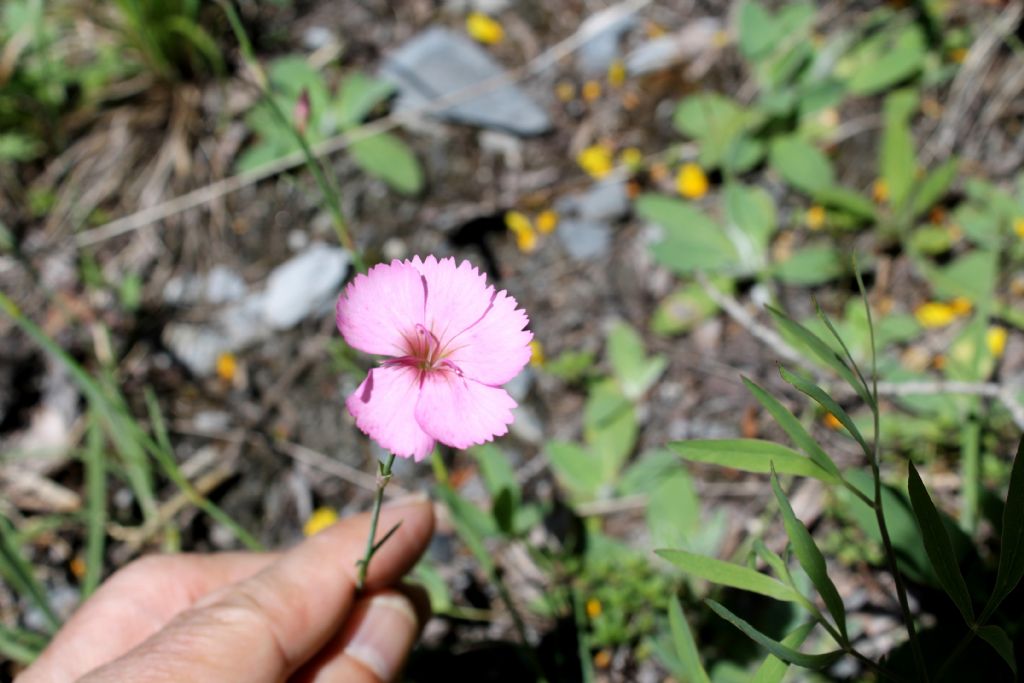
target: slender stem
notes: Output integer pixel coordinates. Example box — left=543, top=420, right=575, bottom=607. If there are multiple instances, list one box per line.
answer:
left=858, top=269, right=929, bottom=682
left=357, top=453, right=396, bottom=591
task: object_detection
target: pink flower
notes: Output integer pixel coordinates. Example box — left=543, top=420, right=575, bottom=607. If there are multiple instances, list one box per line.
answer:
left=336, top=255, right=533, bottom=461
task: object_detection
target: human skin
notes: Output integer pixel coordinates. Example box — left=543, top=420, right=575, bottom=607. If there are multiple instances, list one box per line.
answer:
left=17, top=498, right=435, bottom=683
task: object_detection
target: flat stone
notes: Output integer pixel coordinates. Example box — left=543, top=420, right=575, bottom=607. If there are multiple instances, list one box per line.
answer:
left=557, top=218, right=612, bottom=262
left=625, top=18, right=722, bottom=76
left=555, top=178, right=630, bottom=222
left=381, top=27, right=551, bottom=136
left=164, top=265, right=247, bottom=305
left=575, top=5, right=637, bottom=76
left=262, top=243, right=350, bottom=330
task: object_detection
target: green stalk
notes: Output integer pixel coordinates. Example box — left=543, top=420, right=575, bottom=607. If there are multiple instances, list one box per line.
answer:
left=82, top=419, right=107, bottom=597
left=356, top=454, right=396, bottom=591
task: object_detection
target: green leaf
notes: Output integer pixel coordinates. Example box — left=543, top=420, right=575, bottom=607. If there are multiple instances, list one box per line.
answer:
left=880, top=89, right=918, bottom=210
left=847, top=24, right=926, bottom=96
left=651, top=281, right=723, bottom=336
left=607, top=321, right=668, bottom=400
left=471, top=444, right=519, bottom=504
left=907, top=463, right=975, bottom=623
left=636, top=194, right=739, bottom=274
left=0, top=515, right=59, bottom=632
left=769, top=136, right=835, bottom=195
left=911, top=158, right=958, bottom=219
left=647, top=471, right=701, bottom=548
left=350, top=132, right=424, bottom=195
left=673, top=93, right=764, bottom=171
left=656, top=549, right=800, bottom=602
left=670, top=439, right=840, bottom=484
left=771, top=469, right=848, bottom=640
left=736, top=0, right=777, bottom=60
left=766, top=306, right=872, bottom=407
left=724, top=182, right=776, bottom=264
left=0, top=133, right=45, bottom=162
left=814, top=185, right=877, bottom=221
left=335, top=72, right=395, bottom=128
left=547, top=441, right=604, bottom=498
left=583, top=379, right=637, bottom=481
left=742, top=377, right=841, bottom=479
left=987, top=436, right=1024, bottom=615
left=772, top=244, right=844, bottom=285
left=668, top=599, right=712, bottom=683
left=543, top=348, right=596, bottom=382
left=916, top=249, right=997, bottom=303
left=751, top=622, right=815, bottom=683
left=779, top=367, right=870, bottom=455
left=707, top=600, right=842, bottom=669
left=977, top=625, right=1017, bottom=675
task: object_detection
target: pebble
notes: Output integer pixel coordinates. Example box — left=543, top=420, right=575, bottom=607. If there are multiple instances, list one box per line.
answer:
left=262, top=243, right=351, bottom=330
left=575, top=5, right=637, bottom=76
left=163, top=265, right=248, bottom=305
left=625, top=18, right=722, bottom=76
left=557, top=218, right=612, bottom=262
left=380, top=27, right=551, bottom=137
left=555, top=178, right=630, bottom=223
left=510, top=404, right=543, bottom=445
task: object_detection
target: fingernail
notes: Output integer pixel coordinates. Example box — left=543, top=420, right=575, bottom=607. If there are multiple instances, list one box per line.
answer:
left=384, top=491, right=429, bottom=508
left=343, top=593, right=419, bottom=681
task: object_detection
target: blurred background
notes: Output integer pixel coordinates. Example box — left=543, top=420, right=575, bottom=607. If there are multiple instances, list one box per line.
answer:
left=2, top=0, right=1024, bottom=680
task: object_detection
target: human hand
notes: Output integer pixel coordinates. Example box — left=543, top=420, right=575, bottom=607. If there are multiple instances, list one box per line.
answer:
left=18, top=498, right=434, bottom=683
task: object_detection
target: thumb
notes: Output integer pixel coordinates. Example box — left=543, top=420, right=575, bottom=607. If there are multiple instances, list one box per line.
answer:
left=81, top=499, right=434, bottom=683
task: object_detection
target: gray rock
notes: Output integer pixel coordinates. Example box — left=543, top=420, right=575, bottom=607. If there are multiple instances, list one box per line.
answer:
left=575, top=5, right=637, bottom=76
left=510, top=404, right=543, bottom=445
left=381, top=27, right=551, bottom=136
left=504, top=367, right=534, bottom=402
left=557, top=218, right=612, bottom=262
left=162, top=295, right=269, bottom=376
left=625, top=18, right=722, bottom=76
left=262, top=243, right=350, bottom=330
left=555, top=178, right=630, bottom=222
left=164, top=265, right=247, bottom=305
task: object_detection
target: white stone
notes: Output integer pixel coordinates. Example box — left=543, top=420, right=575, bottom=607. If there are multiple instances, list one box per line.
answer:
left=262, top=243, right=350, bottom=330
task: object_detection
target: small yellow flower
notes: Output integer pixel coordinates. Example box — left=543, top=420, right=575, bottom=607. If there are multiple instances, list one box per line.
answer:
left=303, top=507, right=339, bottom=536
left=555, top=80, right=576, bottom=102
left=618, top=147, right=643, bottom=169
left=933, top=354, right=947, bottom=371
left=872, top=179, right=889, bottom=203
left=529, top=340, right=545, bottom=367
left=823, top=412, right=842, bottom=430
left=949, top=47, right=968, bottom=64
left=1013, top=217, right=1024, bottom=239
left=949, top=296, right=973, bottom=316
left=805, top=205, right=826, bottom=231
left=586, top=597, right=603, bottom=618
left=607, top=59, right=626, bottom=88
left=577, top=144, right=614, bottom=179
left=676, top=163, right=709, bottom=199
left=987, top=326, right=1008, bottom=359
left=505, top=211, right=538, bottom=252
left=915, top=302, right=957, bottom=328
left=466, top=12, right=504, bottom=44
left=70, top=555, right=86, bottom=579
left=593, top=649, right=612, bottom=669
left=216, top=352, right=237, bottom=382
left=582, top=80, right=602, bottom=103
left=536, top=210, right=558, bottom=234
left=712, top=29, right=731, bottom=48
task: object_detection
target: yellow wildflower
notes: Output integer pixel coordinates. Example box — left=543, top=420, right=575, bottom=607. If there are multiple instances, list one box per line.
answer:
left=987, top=326, right=1008, bottom=359
left=505, top=211, right=538, bottom=252
left=823, top=412, right=842, bottom=430
left=618, top=147, right=644, bottom=169
left=586, top=598, right=603, bottom=618
left=676, top=163, right=709, bottom=199
left=872, top=179, right=889, bottom=203
left=577, top=144, right=614, bottom=179
left=915, top=302, right=957, bottom=328
left=949, top=47, right=968, bottom=64
left=536, top=210, right=559, bottom=234
left=70, top=555, right=86, bottom=579
left=593, top=649, right=612, bottom=669
left=529, top=340, right=545, bottom=367
left=303, top=507, right=339, bottom=536
left=582, top=80, right=602, bottom=103
left=466, top=12, right=504, bottom=44
left=607, top=59, right=626, bottom=88
left=949, top=296, right=973, bottom=316
left=805, top=205, right=826, bottom=231
left=1013, top=217, right=1024, bottom=239
left=555, top=80, right=576, bottom=103
left=933, top=354, right=947, bottom=370
left=216, top=352, right=237, bottom=382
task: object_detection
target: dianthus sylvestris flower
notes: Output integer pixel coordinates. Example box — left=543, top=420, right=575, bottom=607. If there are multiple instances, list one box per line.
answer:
left=336, top=256, right=532, bottom=461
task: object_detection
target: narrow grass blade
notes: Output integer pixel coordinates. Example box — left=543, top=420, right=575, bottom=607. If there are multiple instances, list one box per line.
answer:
left=0, top=515, right=59, bottom=632
left=752, top=622, right=815, bottom=683
left=668, top=599, right=711, bottom=683
left=907, top=463, right=974, bottom=624
left=985, top=435, right=1024, bottom=617
left=81, top=418, right=107, bottom=597
left=671, top=439, right=839, bottom=484
left=656, top=549, right=799, bottom=602
left=0, top=623, right=45, bottom=665
left=742, top=377, right=840, bottom=479
left=770, top=469, right=848, bottom=640
left=977, top=624, right=1016, bottom=675
left=779, top=367, right=870, bottom=455
left=707, top=599, right=842, bottom=669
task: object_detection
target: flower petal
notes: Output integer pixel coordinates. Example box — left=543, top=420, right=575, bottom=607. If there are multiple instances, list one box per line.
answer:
left=346, top=365, right=435, bottom=460
left=336, top=260, right=425, bottom=356
left=414, top=370, right=517, bottom=450
left=410, top=256, right=493, bottom=346
left=445, top=288, right=532, bottom=385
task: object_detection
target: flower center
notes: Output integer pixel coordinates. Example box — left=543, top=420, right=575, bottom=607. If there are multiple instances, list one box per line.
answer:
left=383, top=323, right=463, bottom=377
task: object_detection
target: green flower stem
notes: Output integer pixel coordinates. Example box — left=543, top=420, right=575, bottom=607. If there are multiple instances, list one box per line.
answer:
left=357, top=453, right=396, bottom=591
